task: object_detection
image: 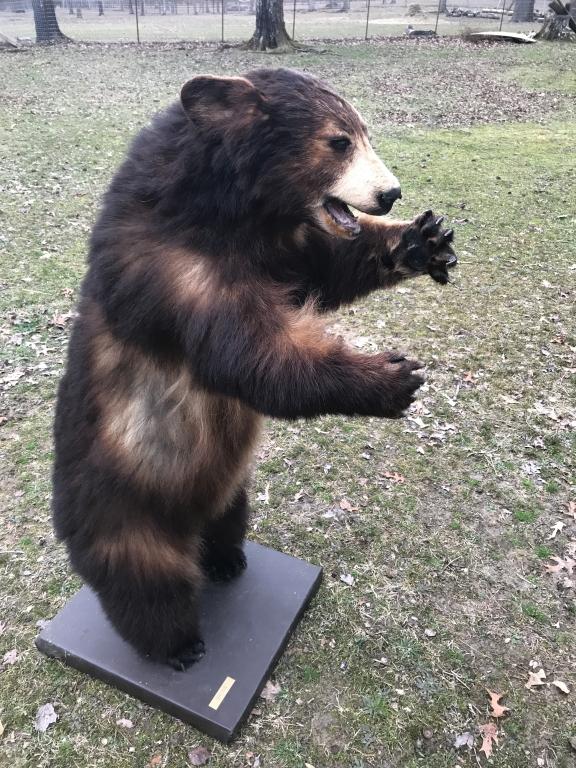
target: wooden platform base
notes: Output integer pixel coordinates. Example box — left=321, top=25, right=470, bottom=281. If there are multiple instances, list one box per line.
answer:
left=36, top=541, right=322, bottom=742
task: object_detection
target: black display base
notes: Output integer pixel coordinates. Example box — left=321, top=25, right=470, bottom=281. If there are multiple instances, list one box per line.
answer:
left=35, top=541, right=322, bottom=743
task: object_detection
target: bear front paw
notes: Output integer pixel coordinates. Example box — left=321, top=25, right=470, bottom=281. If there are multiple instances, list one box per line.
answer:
left=378, top=353, right=425, bottom=419
left=399, top=210, right=457, bottom=285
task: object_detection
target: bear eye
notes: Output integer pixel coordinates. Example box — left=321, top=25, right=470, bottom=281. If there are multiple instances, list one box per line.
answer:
left=329, top=137, right=351, bottom=153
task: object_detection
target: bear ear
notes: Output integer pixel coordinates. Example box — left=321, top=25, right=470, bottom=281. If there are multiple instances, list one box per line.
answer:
left=180, top=75, right=266, bottom=131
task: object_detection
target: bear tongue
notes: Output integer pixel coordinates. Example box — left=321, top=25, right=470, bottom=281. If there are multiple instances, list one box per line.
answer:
left=324, top=199, right=360, bottom=235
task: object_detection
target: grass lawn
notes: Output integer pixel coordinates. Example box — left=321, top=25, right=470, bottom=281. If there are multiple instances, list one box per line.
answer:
left=1, top=37, right=575, bottom=768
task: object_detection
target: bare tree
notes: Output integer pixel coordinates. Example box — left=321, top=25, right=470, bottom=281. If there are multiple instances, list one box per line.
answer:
left=246, top=0, right=292, bottom=49
left=32, top=0, right=69, bottom=42
left=512, top=0, right=535, bottom=21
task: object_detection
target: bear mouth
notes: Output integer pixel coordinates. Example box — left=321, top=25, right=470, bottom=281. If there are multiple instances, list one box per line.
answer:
left=322, top=197, right=361, bottom=237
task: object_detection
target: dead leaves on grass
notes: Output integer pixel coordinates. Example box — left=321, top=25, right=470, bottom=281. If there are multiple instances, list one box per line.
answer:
left=34, top=703, right=57, bottom=733
left=478, top=722, right=499, bottom=758
left=544, top=555, right=575, bottom=575
left=525, top=666, right=571, bottom=696
left=486, top=690, right=510, bottom=718
left=525, top=668, right=547, bottom=690
left=551, top=680, right=571, bottom=695
left=188, top=746, right=211, bottom=766
left=259, top=680, right=281, bottom=702
left=1, top=649, right=19, bottom=669
left=547, top=521, right=566, bottom=539
left=453, top=731, right=475, bottom=749
left=565, top=500, right=576, bottom=521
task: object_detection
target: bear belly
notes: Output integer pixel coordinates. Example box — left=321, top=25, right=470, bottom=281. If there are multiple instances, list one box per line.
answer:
left=93, top=330, right=262, bottom=510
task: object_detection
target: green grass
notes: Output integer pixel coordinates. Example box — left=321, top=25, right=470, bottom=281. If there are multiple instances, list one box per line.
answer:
left=1, top=38, right=575, bottom=768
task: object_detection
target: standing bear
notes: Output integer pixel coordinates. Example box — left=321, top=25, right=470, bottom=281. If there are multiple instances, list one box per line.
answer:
left=53, top=68, right=457, bottom=670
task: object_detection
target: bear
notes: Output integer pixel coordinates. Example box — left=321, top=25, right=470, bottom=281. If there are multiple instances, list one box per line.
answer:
left=52, top=67, right=457, bottom=671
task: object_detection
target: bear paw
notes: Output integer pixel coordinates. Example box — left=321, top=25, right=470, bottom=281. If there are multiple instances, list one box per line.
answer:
left=378, top=352, right=425, bottom=418
left=399, top=210, right=457, bottom=285
left=203, top=546, right=247, bottom=583
left=167, top=639, right=206, bottom=671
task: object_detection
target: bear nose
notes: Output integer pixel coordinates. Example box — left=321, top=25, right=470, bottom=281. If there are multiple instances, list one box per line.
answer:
left=377, top=187, right=402, bottom=214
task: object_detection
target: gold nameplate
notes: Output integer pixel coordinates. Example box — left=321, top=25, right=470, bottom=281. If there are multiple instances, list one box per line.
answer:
left=208, top=676, right=236, bottom=710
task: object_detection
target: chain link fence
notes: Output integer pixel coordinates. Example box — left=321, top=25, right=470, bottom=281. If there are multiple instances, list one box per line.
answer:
left=0, top=0, right=549, bottom=44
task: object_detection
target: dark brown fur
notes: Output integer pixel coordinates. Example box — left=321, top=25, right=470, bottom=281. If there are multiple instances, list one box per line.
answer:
left=53, top=68, right=456, bottom=669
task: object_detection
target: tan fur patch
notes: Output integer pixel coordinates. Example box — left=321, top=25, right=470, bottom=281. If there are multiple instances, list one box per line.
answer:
left=90, top=321, right=261, bottom=507
left=284, top=302, right=332, bottom=356
left=164, top=251, right=224, bottom=309
left=95, top=525, right=201, bottom=581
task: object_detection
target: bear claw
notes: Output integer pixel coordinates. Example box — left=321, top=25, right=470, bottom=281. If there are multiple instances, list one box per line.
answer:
left=168, top=640, right=206, bottom=671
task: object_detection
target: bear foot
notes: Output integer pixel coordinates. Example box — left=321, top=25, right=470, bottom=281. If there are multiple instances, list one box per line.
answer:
left=167, top=639, right=206, bottom=671
left=203, top=546, right=247, bottom=583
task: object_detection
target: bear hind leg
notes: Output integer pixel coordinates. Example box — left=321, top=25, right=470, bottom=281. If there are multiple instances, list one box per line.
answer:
left=201, top=487, right=249, bottom=582
left=95, top=570, right=205, bottom=671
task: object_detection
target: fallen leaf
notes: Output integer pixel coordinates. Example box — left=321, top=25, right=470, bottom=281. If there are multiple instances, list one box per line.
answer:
left=116, top=718, right=134, bottom=728
left=453, top=731, right=474, bottom=749
left=256, top=485, right=270, bottom=505
left=486, top=689, right=510, bottom=718
left=188, top=746, right=211, bottom=766
left=462, top=370, right=476, bottom=383
left=565, top=501, right=576, bottom=520
left=478, top=722, right=499, bottom=758
left=569, top=736, right=576, bottom=751
left=545, top=556, right=576, bottom=575
left=545, top=556, right=568, bottom=573
left=340, top=573, right=355, bottom=586
left=0, top=622, right=6, bottom=636
left=548, top=521, right=566, bottom=540
left=551, top=680, right=570, bottom=695
left=339, top=498, right=357, bottom=511
left=525, top=669, right=547, bottom=689
left=382, top=471, right=405, bottom=484
left=50, top=311, right=76, bottom=329
left=148, top=756, right=162, bottom=768
left=260, top=680, right=281, bottom=702
left=2, top=650, right=19, bottom=667
left=34, top=703, right=57, bottom=733
left=0, top=721, right=4, bottom=738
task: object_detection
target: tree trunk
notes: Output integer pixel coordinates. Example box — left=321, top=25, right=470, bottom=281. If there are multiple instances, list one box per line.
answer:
left=438, top=0, right=447, bottom=11
left=536, top=0, right=576, bottom=37
left=246, top=0, right=292, bottom=49
left=512, top=0, right=534, bottom=21
left=32, top=0, right=69, bottom=41
left=98, top=0, right=104, bottom=13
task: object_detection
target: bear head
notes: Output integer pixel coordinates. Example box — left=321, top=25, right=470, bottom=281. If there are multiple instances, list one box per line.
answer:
left=180, top=68, right=401, bottom=239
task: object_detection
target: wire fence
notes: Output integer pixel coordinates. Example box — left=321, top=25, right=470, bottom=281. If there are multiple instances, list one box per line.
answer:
left=0, top=0, right=550, bottom=44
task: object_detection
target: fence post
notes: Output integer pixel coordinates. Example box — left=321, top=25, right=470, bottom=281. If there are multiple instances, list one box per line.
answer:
left=434, top=0, right=441, bottom=33
left=134, top=0, right=140, bottom=43
left=292, top=0, right=296, bottom=39
left=364, top=0, right=371, bottom=39
left=221, top=0, right=225, bottom=42
left=498, top=0, right=505, bottom=30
